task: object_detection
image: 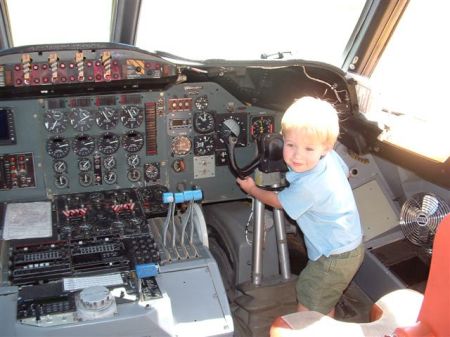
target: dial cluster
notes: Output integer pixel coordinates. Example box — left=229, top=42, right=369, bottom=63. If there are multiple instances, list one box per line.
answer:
left=168, top=92, right=276, bottom=177
left=43, top=95, right=159, bottom=190
left=43, top=89, right=277, bottom=192
left=44, top=105, right=144, bottom=134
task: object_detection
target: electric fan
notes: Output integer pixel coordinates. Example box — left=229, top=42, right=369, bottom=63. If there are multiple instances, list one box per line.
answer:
left=399, top=192, right=450, bottom=253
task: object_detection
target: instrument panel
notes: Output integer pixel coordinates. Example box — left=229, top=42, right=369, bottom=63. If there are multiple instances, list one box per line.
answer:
left=0, top=82, right=278, bottom=203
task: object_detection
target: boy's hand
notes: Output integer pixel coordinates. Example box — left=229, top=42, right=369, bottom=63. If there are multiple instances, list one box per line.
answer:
left=236, top=176, right=256, bottom=195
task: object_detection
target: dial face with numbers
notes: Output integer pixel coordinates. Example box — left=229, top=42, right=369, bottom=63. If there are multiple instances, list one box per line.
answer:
left=44, top=109, right=69, bottom=133
left=122, top=131, right=144, bottom=153
left=121, top=105, right=144, bottom=129
left=127, top=168, right=141, bottom=182
left=103, top=155, right=116, bottom=170
left=250, top=116, right=274, bottom=138
left=47, top=136, right=70, bottom=159
left=194, top=111, right=215, bottom=133
left=104, top=170, right=117, bottom=184
left=54, top=174, right=69, bottom=189
left=79, top=172, right=93, bottom=187
left=98, top=132, right=120, bottom=155
left=96, top=106, right=119, bottom=130
left=78, top=157, right=92, bottom=171
left=144, top=163, right=159, bottom=180
left=194, top=95, right=209, bottom=110
left=216, top=113, right=248, bottom=148
left=194, top=134, right=215, bottom=155
left=127, top=154, right=140, bottom=167
left=69, top=108, right=94, bottom=132
left=72, top=134, right=95, bottom=157
left=53, top=159, right=68, bottom=173
left=171, top=135, right=192, bottom=156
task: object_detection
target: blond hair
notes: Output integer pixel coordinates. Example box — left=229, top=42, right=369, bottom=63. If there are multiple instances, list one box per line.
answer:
left=281, top=96, right=339, bottom=148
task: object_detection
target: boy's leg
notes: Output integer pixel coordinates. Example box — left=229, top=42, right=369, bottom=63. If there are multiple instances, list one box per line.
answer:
left=296, top=244, right=364, bottom=315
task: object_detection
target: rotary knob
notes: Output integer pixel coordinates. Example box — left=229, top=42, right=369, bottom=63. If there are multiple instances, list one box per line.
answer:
left=79, top=286, right=113, bottom=311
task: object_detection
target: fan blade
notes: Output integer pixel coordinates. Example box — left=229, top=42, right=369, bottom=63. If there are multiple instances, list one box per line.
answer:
left=421, top=194, right=439, bottom=215
left=417, top=222, right=432, bottom=243
left=401, top=204, right=422, bottom=223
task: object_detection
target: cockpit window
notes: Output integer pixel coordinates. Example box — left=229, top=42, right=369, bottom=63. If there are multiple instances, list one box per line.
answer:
left=135, top=0, right=366, bottom=65
left=6, top=0, right=113, bottom=47
left=365, top=1, right=450, bottom=163
left=5, top=0, right=366, bottom=67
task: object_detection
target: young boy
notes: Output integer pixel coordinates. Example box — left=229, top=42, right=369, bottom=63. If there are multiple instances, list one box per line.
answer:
left=236, top=96, right=363, bottom=317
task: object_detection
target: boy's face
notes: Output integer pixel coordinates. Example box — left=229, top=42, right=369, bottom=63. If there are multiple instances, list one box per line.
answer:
left=282, top=129, right=330, bottom=173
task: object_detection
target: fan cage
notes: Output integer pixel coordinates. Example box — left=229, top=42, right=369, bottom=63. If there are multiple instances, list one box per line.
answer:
left=399, top=192, right=450, bottom=248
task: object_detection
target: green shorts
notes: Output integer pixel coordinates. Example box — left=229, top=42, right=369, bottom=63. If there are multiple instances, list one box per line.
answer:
left=296, top=244, right=364, bottom=314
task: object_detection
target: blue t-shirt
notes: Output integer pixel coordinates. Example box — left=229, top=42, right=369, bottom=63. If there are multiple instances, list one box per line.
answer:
left=278, top=150, right=362, bottom=261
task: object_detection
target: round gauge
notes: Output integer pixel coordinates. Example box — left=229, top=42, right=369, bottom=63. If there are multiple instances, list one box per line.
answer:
left=96, top=107, right=119, bottom=130
left=127, top=168, right=141, bottom=182
left=250, top=116, right=274, bottom=138
left=122, top=130, right=144, bottom=153
left=127, top=154, right=140, bottom=167
left=194, top=95, right=209, bottom=110
left=194, top=134, right=215, bottom=156
left=79, top=172, right=93, bottom=187
left=47, top=136, right=70, bottom=159
left=172, top=158, right=185, bottom=173
left=217, top=116, right=247, bottom=147
left=69, top=108, right=94, bottom=132
left=78, top=157, right=92, bottom=171
left=194, top=111, right=215, bottom=133
left=144, top=163, right=159, bottom=180
left=72, top=134, right=95, bottom=157
left=103, top=155, right=116, bottom=170
left=171, top=135, right=192, bottom=156
left=121, top=105, right=144, bottom=129
left=54, top=174, right=69, bottom=189
left=104, top=170, right=117, bottom=185
left=98, top=132, right=120, bottom=155
left=53, top=160, right=67, bottom=173
left=44, top=109, right=69, bottom=133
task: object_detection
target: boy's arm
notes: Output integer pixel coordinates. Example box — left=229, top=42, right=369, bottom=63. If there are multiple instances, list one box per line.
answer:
left=236, top=177, right=283, bottom=209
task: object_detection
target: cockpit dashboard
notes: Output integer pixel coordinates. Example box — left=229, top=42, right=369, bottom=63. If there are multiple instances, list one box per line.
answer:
left=0, top=42, right=358, bottom=337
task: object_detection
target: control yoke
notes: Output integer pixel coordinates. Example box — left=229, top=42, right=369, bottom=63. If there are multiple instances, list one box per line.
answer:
left=219, top=119, right=291, bottom=285
left=219, top=119, right=286, bottom=179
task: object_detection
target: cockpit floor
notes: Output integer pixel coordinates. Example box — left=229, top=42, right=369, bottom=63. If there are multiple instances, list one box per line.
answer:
left=336, top=281, right=373, bottom=323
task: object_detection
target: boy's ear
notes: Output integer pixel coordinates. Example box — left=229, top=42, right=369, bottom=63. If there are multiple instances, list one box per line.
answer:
left=321, top=145, right=332, bottom=156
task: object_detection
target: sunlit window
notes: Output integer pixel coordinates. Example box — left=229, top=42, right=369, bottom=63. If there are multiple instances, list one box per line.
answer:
left=136, top=0, right=365, bottom=66
left=368, top=1, right=450, bottom=162
left=6, top=0, right=112, bottom=47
